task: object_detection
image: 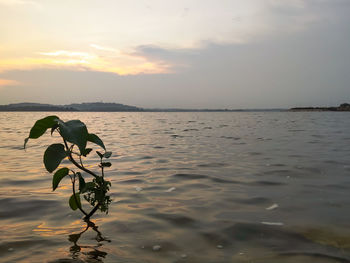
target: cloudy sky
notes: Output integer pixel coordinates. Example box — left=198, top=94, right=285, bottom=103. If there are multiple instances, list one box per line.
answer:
left=0, top=0, right=349, bottom=108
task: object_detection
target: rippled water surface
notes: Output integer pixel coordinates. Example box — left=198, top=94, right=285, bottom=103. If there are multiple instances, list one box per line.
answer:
left=0, top=112, right=350, bottom=263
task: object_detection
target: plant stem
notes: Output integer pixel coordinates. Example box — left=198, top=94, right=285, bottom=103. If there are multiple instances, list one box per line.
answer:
left=84, top=202, right=100, bottom=220
left=62, top=138, right=98, bottom=179
left=61, top=136, right=101, bottom=219
left=71, top=172, right=88, bottom=216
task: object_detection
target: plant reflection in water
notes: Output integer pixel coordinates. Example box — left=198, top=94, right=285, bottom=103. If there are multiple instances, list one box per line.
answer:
left=68, top=220, right=111, bottom=262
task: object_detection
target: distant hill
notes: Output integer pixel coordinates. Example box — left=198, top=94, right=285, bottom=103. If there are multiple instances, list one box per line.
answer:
left=290, top=103, right=350, bottom=112
left=0, top=102, right=143, bottom=112
left=66, top=102, right=143, bottom=112
left=0, top=103, right=77, bottom=111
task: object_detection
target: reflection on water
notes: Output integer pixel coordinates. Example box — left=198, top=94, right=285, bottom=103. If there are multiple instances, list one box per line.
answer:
left=0, top=112, right=350, bottom=262
left=67, top=220, right=110, bottom=263
left=39, top=220, right=111, bottom=263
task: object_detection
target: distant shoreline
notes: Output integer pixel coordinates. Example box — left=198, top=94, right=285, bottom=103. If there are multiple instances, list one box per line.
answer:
left=0, top=102, right=285, bottom=112
left=1, top=102, right=349, bottom=112
left=289, top=103, right=350, bottom=112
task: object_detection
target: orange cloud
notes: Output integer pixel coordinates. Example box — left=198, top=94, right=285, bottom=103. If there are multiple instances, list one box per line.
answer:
left=0, top=48, right=172, bottom=75
left=0, top=78, right=20, bottom=87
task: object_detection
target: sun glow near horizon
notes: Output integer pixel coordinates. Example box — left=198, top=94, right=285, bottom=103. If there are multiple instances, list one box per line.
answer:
left=0, top=45, right=172, bottom=75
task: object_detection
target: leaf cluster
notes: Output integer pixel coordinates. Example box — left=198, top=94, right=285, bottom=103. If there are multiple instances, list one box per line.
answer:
left=25, top=115, right=112, bottom=219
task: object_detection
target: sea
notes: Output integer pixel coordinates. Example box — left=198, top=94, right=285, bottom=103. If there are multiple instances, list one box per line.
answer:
left=0, top=111, right=349, bottom=263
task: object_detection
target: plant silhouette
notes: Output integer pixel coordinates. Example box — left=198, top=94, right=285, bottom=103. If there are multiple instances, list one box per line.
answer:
left=24, top=116, right=112, bottom=220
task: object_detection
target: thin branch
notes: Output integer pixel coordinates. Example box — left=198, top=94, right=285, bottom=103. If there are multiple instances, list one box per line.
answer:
left=79, top=155, right=84, bottom=168
left=84, top=202, right=100, bottom=220
left=60, top=133, right=102, bottom=219
left=62, top=138, right=98, bottom=179
left=71, top=171, right=88, bottom=216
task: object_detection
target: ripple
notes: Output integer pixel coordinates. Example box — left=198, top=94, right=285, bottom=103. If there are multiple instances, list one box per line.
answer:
left=172, top=173, right=208, bottom=180
left=119, top=179, right=145, bottom=184
left=279, top=252, right=350, bottom=263
left=153, top=146, right=165, bottom=149
left=252, top=180, right=287, bottom=186
left=183, top=128, right=199, bottom=132
left=0, top=198, right=61, bottom=220
left=211, top=177, right=238, bottom=184
left=150, top=213, right=196, bottom=227
left=234, top=197, right=271, bottom=205
left=197, top=162, right=228, bottom=168
left=200, top=232, right=231, bottom=246
left=220, top=136, right=240, bottom=140
left=119, top=171, right=146, bottom=175
left=140, top=156, right=154, bottom=160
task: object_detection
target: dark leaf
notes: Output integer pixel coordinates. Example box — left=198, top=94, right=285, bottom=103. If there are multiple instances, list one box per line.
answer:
left=58, top=120, right=88, bottom=154
left=43, top=143, right=67, bottom=173
left=101, top=162, right=112, bottom=167
left=24, top=115, right=59, bottom=148
left=81, top=148, right=92, bottom=157
left=78, top=173, right=86, bottom=192
left=52, top=167, right=69, bottom=191
left=96, top=151, right=104, bottom=159
left=81, top=182, right=95, bottom=193
left=50, top=123, right=59, bottom=136
left=103, top=151, right=112, bottom=158
left=69, top=193, right=81, bottom=211
left=88, top=133, right=105, bottom=150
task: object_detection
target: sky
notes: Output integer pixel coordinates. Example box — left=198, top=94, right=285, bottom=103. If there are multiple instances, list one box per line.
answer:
left=0, top=0, right=349, bottom=109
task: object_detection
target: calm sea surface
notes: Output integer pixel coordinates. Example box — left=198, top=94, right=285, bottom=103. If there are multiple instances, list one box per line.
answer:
left=0, top=112, right=350, bottom=263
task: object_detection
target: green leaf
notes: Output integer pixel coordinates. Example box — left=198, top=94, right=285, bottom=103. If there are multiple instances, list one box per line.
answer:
left=43, top=143, right=67, bottom=173
left=78, top=173, right=86, bottom=192
left=58, top=120, right=88, bottom=154
left=101, top=162, right=112, bottom=167
left=96, top=151, right=103, bottom=159
left=104, top=151, right=112, bottom=158
left=52, top=167, right=69, bottom=191
left=81, top=182, right=95, bottom=193
left=24, top=115, right=59, bottom=148
left=69, top=193, right=81, bottom=211
left=81, top=148, right=92, bottom=157
left=50, top=123, right=59, bottom=136
left=88, top=133, right=106, bottom=150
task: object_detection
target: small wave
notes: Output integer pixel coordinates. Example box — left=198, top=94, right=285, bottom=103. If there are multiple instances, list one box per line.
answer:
left=119, top=179, right=144, bottom=184
left=183, top=128, right=199, bottom=132
left=153, top=146, right=165, bottom=149
left=198, top=162, right=228, bottom=168
left=211, top=178, right=238, bottom=184
left=220, top=136, right=241, bottom=140
left=234, top=197, right=271, bottom=205
left=252, top=180, right=287, bottom=186
left=150, top=213, right=196, bottom=226
left=172, top=173, right=208, bottom=180
left=119, top=171, right=146, bottom=175
left=279, top=252, right=350, bottom=263
left=140, top=156, right=154, bottom=160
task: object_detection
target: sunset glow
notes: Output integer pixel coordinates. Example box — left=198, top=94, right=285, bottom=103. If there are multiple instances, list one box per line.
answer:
left=0, top=49, right=171, bottom=75
left=0, top=78, right=20, bottom=87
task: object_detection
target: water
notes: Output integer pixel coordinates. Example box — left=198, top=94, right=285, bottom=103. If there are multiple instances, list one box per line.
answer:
left=0, top=112, right=350, bottom=263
